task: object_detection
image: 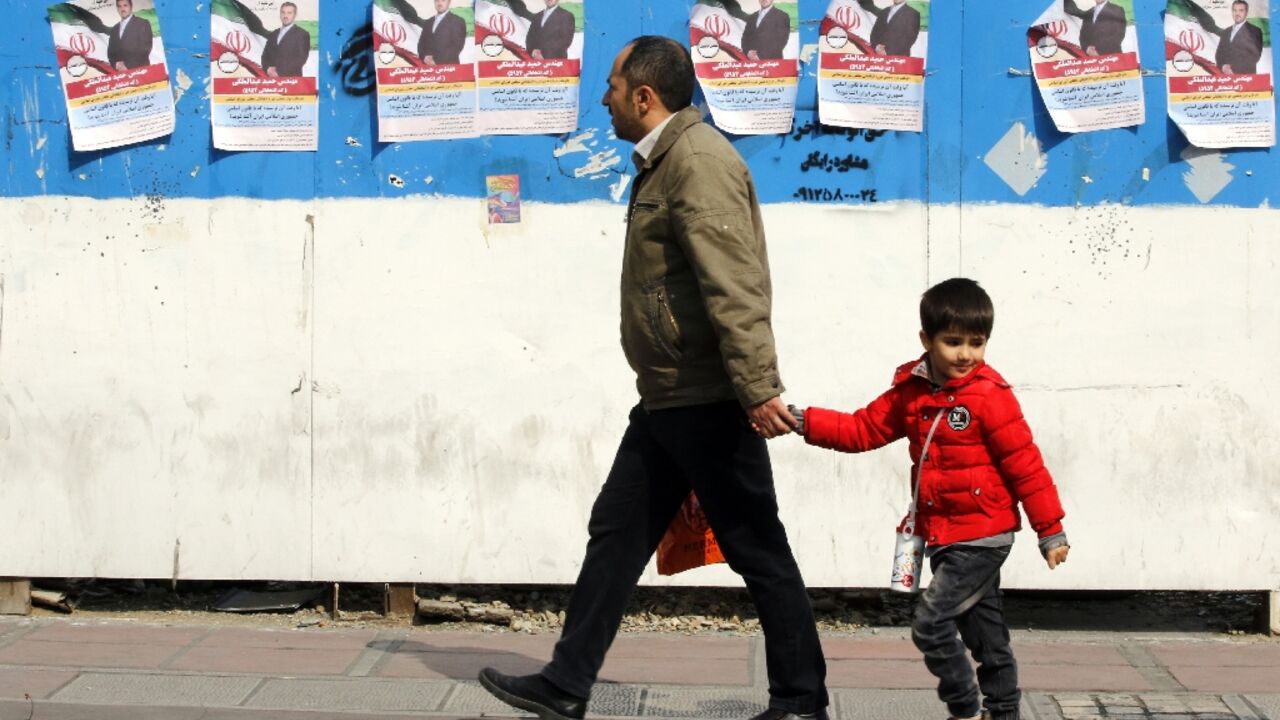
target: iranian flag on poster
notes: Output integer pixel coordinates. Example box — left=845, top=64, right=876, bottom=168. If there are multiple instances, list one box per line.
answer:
left=474, top=0, right=531, bottom=58
left=48, top=1, right=175, bottom=151
left=373, top=0, right=427, bottom=68
left=1165, top=0, right=1274, bottom=147
left=691, top=2, right=747, bottom=60
left=211, top=0, right=270, bottom=77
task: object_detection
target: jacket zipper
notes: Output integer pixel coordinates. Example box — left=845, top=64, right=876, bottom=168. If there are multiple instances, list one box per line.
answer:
left=656, top=291, right=682, bottom=356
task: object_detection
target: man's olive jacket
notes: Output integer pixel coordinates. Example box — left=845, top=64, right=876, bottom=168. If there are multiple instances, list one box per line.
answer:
left=621, top=106, right=784, bottom=410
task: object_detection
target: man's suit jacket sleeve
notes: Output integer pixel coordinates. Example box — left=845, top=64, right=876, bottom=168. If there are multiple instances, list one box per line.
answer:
left=130, top=18, right=154, bottom=67
left=443, top=13, right=466, bottom=62
left=1098, top=4, right=1127, bottom=53
left=285, top=28, right=311, bottom=75
left=760, top=10, right=790, bottom=59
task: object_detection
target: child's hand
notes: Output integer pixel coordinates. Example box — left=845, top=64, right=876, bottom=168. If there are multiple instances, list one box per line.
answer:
left=1045, top=544, right=1069, bottom=569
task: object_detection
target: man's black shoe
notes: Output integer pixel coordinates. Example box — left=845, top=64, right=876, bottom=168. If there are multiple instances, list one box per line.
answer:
left=748, top=708, right=831, bottom=720
left=477, top=667, right=587, bottom=720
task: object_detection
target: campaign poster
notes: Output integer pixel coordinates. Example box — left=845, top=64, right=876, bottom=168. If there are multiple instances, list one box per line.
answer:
left=1166, top=0, right=1274, bottom=148
left=473, top=0, right=583, bottom=135
left=48, top=0, right=176, bottom=152
left=210, top=0, right=320, bottom=151
left=817, top=0, right=929, bottom=132
left=487, top=174, right=521, bottom=223
left=689, top=1, right=800, bottom=135
left=1028, top=0, right=1145, bottom=133
left=373, top=0, right=478, bottom=142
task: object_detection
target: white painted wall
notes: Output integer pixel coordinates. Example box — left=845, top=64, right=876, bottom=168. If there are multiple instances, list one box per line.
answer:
left=1, top=197, right=1276, bottom=590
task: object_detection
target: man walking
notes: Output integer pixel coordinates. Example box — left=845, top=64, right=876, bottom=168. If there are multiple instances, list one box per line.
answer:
left=478, top=35, right=829, bottom=720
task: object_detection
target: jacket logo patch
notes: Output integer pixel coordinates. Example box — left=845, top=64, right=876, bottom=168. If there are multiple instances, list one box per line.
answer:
left=947, top=406, right=971, bottom=431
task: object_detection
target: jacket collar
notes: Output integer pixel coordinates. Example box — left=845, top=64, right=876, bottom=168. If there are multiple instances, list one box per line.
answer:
left=635, top=106, right=704, bottom=172
left=893, top=355, right=1008, bottom=390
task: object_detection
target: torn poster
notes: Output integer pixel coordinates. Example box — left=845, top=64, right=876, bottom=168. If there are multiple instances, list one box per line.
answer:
left=48, top=0, right=176, bottom=152
left=211, top=0, right=320, bottom=151
left=1028, top=0, right=1145, bottom=133
left=473, top=0, right=582, bottom=135
left=689, top=0, right=800, bottom=135
left=1166, top=0, right=1274, bottom=148
left=374, top=0, right=479, bottom=142
left=817, top=0, right=929, bottom=132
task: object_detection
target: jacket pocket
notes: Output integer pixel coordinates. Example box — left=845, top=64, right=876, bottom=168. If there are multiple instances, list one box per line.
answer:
left=971, top=471, right=1014, bottom=517
left=644, top=280, right=684, bottom=363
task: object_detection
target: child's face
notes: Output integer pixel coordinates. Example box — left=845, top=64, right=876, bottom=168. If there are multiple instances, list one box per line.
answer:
left=919, top=328, right=987, bottom=383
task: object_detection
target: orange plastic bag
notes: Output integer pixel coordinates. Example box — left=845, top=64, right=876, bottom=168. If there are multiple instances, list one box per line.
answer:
left=656, top=492, right=726, bottom=575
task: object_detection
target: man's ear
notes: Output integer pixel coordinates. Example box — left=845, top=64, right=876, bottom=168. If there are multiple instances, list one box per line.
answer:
left=633, top=84, right=655, bottom=114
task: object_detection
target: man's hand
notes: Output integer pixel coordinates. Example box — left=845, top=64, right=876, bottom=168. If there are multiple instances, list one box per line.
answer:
left=267, top=66, right=279, bottom=77
left=115, top=61, right=127, bottom=72
left=1046, top=544, right=1070, bottom=569
left=748, top=396, right=797, bottom=439
left=424, top=55, right=435, bottom=65
left=1086, top=46, right=1099, bottom=56
left=748, top=50, right=760, bottom=61
left=532, top=49, right=544, bottom=59
left=875, top=43, right=887, bottom=55
left=1223, top=63, right=1234, bottom=74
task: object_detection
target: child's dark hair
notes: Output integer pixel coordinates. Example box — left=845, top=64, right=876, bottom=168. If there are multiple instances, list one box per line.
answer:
left=920, top=278, right=994, bottom=338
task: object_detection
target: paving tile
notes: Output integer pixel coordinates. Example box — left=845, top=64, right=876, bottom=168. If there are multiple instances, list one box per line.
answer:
left=1246, top=693, right=1280, bottom=719
left=51, top=672, right=259, bottom=707
left=25, top=624, right=205, bottom=647
left=599, top=656, right=749, bottom=686
left=826, top=659, right=936, bottom=689
left=398, top=631, right=557, bottom=656
left=245, top=677, right=450, bottom=713
left=1167, top=665, right=1280, bottom=693
left=440, top=679, right=642, bottom=716
left=0, top=640, right=181, bottom=670
left=1012, top=643, right=1129, bottom=666
left=194, top=627, right=376, bottom=651
left=832, top=689, right=943, bottom=720
left=1021, top=663, right=1152, bottom=691
left=640, top=686, right=768, bottom=718
left=1150, top=643, right=1280, bottom=668
left=0, top=669, right=78, bottom=700
left=167, top=646, right=361, bottom=676
left=820, top=637, right=920, bottom=661
left=375, top=649, right=545, bottom=679
left=609, top=635, right=749, bottom=660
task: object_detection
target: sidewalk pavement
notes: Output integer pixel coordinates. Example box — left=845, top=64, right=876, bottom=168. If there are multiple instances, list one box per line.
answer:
left=1, top=617, right=1277, bottom=720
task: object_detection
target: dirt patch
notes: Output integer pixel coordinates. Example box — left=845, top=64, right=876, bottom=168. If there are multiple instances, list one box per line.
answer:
left=24, top=579, right=1272, bottom=637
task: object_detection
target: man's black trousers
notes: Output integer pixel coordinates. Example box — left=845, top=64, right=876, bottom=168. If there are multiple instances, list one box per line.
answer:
left=541, top=401, right=828, bottom=713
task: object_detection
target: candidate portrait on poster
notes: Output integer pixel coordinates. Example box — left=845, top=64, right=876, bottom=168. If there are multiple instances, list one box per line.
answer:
left=857, top=0, right=920, bottom=57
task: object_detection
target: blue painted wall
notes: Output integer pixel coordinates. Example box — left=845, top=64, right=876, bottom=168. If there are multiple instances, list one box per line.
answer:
left=2, top=0, right=1274, bottom=205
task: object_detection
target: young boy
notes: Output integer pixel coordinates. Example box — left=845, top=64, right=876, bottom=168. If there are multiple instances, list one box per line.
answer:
left=791, top=278, right=1069, bottom=720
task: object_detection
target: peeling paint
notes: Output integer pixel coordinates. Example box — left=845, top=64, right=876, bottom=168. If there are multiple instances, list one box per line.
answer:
left=388, top=174, right=406, bottom=188
left=1081, top=175, right=1093, bottom=184
left=799, top=43, right=819, bottom=65
left=610, top=173, right=631, bottom=203
left=983, top=122, right=1047, bottom=197
left=190, top=166, right=201, bottom=178
left=553, top=129, right=596, bottom=158
left=346, top=136, right=362, bottom=147
left=35, top=168, right=45, bottom=180
left=574, top=149, right=621, bottom=179
left=1180, top=148, right=1234, bottom=204
left=173, top=69, right=193, bottom=104
left=36, top=136, right=47, bottom=151
left=1142, top=167, right=1150, bottom=181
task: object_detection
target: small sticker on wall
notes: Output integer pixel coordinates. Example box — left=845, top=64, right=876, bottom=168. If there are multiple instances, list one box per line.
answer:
left=487, top=174, right=521, bottom=224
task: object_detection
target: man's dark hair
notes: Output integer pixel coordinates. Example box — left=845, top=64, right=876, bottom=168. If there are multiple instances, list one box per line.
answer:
left=281, top=2, right=298, bottom=11
left=1232, top=0, right=1249, bottom=10
left=920, top=277, right=994, bottom=339
left=117, top=0, right=133, bottom=6
left=621, top=36, right=695, bottom=112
